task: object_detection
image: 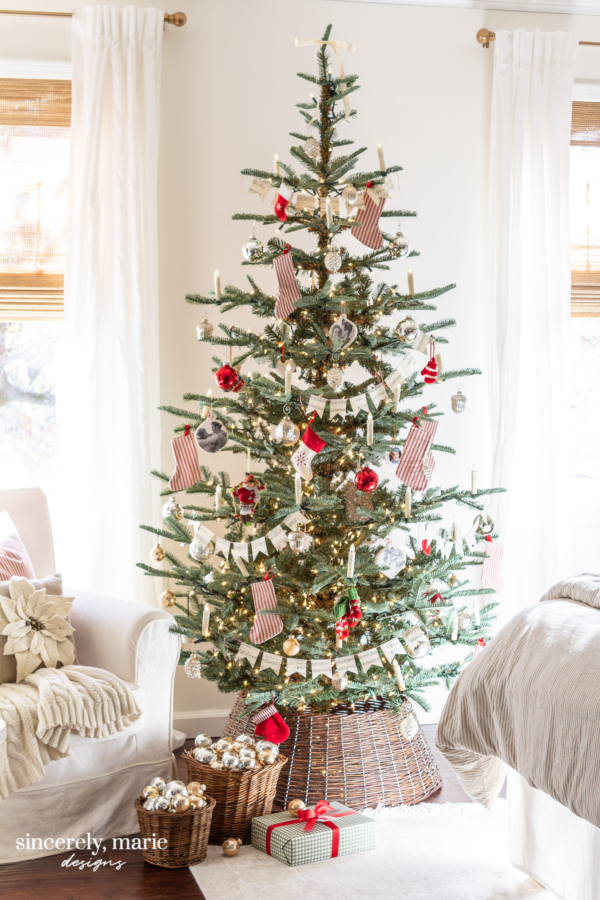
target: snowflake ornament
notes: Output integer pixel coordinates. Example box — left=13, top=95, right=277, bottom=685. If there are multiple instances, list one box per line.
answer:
left=0, top=577, right=75, bottom=682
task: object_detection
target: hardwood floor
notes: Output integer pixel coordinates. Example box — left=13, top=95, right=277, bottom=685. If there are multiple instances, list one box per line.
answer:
left=2, top=725, right=501, bottom=900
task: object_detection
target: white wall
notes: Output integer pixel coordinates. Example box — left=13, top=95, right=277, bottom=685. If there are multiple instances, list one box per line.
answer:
left=3, top=0, right=599, bottom=732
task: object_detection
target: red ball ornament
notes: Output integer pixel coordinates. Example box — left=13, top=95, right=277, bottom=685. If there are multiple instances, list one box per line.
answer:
left=215, top=364, right=244, bottom=393
left=354, top=467, right=379, bottom=493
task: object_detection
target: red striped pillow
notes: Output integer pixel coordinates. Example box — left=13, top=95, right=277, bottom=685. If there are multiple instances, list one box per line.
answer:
left=0, top=528, right=35, bottom=580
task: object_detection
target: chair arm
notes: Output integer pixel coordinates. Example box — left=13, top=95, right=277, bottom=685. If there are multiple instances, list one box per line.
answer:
left=67, top=589, right=180, bottom=685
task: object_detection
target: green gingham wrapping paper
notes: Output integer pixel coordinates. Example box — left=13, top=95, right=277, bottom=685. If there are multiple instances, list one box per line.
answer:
left=251, top=802, right=377, bottom=867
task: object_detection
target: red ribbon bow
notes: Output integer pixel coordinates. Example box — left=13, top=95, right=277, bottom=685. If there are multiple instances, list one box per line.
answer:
left=264, top=800, right=356, bottom=858
left=297, top=800, right=340, bottom=832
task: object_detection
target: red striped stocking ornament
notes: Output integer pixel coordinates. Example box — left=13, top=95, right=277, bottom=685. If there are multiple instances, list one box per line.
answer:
left=169, top=426, right=202, bottom=491
left=247, top=578, right=284, bottom=644
left=421, top=342, right=438, bottom=384
left=482, top=537, right=504, bottom=592
left=396, top=416, right=438, bottom=491
left=274, top=244, right=301, bottom=319
left=351, top=182, right=385, bottom=250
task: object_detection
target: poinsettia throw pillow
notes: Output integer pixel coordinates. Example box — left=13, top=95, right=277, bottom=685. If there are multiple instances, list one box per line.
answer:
left=0, top=576, right=75, bottom=683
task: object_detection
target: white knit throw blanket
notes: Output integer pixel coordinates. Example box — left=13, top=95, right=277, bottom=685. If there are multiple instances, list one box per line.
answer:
left=0, top=665, right=141, bottom=801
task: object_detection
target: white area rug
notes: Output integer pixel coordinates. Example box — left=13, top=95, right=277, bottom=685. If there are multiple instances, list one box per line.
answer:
left=191, top=801, right=549, bottom=900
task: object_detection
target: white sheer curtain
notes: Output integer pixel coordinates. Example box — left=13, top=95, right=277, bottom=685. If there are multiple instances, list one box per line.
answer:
left=489, top=29, right=577, bottom=622
left=57, top=6, right=163, bottom=604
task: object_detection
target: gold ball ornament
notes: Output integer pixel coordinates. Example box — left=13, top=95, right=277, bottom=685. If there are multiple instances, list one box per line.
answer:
left=210, top=760, right=226, bottom=770
left=258, top=748, right=277, bottom=765
left=287, top=799, right=306, bottom=818
left=160, top=589, right=177, bottom=609
left=283, top=637, right=301, bottom=657
left=141, top=785, right=159, bottom=801
left=171, top=793, right=191, bottom=813
left=188, top=794, right=208, bottom=810
left=150, top=544, right=165, bottom=562
left=222, top=838, right=243, bottom=857
left=187, top=781, right=206, bottom=795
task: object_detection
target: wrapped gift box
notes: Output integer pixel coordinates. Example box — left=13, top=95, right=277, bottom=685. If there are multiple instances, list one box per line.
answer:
left=251, top=800, right=376, bottom=867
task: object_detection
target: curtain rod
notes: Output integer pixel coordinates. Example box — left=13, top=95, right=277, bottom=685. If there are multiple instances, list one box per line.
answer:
left=476, top=27, right=599, bottom=48
left=0, top=8, right=186, bottom=25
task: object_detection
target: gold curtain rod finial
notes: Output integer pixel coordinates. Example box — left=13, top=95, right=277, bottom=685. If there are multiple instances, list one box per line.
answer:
left=165, top=11, right=186, bottom=26
left=476, top=28, right=495, bottom=49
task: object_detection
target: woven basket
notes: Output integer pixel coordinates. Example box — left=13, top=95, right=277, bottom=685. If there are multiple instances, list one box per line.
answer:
left=183, top=751, right=287, bottom=844
left=134, top=795, right=216, bottom=868
left=223, top=694, right=441, bottom=809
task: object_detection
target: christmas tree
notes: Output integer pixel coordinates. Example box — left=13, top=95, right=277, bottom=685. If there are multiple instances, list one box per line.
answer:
left=139, top=25, right=503, bottom=723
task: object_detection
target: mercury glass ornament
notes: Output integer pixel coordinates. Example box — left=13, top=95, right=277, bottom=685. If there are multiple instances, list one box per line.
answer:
left=326, top=363, right=344, bottom=392
left=189, top=535, right=214, bottom=561
left=143, top=798, right=156, bottom=811
left=258, top=748, right=278, bottom=765
left=194, top=733, right=212, bottom=749
left=184, top=653, right=203, bottom=679
left=400, top=714, right=419, bottom=741
left=406, top=634, right=431, bottom=659
left=287, top=529, right=310, bottom=554
left=274, top=417, right=300, bottom=446
left=222, top=838, right=243, bottom=857
left=324, top=249, right=343, bottom=273
left=447, top=574, right=461, bottom=588
left=194, top=748, right=216, bottom=764
left=283, top=637, right=301, bottom=656
left=238, top=757, right=256, bottom=771
left=187, top=781, right=205, bottom=795
left=153, top=797, right=170, bottom=811
left=196, top=313, right=214, bottom=341
left=188, top=795, right=208, bottom=810
left=221, top=752, right=240, bottom=769
left=457, top=610, right=472, bottom=631
left=239, top=747, right=257, bottom=760
left=164, top=781, right=188, bottom=799
left=150, top=776, right=166, bottom=791
left=242, top=233, right=264, bottom=262
left=150, top=544, right=165, bottom=562
left=171, top=794, right=191, bottom=813
left=341, top=183, right=357, bottom=205
left=475, top=513, right=495, bottom=536
left=332, top=672, right=348, bottom=692
left=142, top=785, right=159, bottom=801
left=215, top=738, right=234, bottom=753
left=256, top=740, right=278, bottom=754
left=160, top=589, right=177, bottom=609
left=305, top=136, right=320, bottom=159
left=390, top=227, right=411, bottom=258
left=451, top=390, right=467, bottom=413
left=162, top=496, right=183, bottom=520
left=210, top=760, right=225, bottom=770
left=287, top=799, right=306, bottom=818
left=236, top=734, right=255, bottom=746
left=395, top=316, right=419, bottom=344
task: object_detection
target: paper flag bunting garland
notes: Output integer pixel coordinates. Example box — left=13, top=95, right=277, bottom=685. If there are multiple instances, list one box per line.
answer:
left=169, top=427, right=201, bottom=491
left=274, top=245, right=301, bottom=319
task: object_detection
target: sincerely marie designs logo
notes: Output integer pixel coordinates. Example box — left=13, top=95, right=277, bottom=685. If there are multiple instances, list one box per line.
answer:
left=16, top=833, right=168, bottom=871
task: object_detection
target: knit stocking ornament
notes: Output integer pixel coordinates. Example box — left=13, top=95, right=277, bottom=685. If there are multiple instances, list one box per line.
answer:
left=169, top=425, right=202, bottom=491
left=421, top=342, right=438, bottom=384
left=291, top=413, right=327, bottom=481
left=334, top=587, right=362, bottom=641
left=252, top=701, right=290, bottom=744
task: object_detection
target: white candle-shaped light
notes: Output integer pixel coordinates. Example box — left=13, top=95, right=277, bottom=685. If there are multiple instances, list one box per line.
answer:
left=473, top=597, right=481, bottom=628
left=311, top=271, right=317, bottom=290
left=201, top=388, right=212, bottom=418
left=393, top=383, right=401, bottom=413
left=436, top=353, right=443, bottom=377
left=471, top=465, right=478, bottom=496
left=367, top=412, right=374, bottom=446
left=326, top=197, right=333, bottom=228
left=295, top=472, right=302, bottom=505
left=214, top=269, right=221, bottom=302
left=215, top=484, right=222, bottom=512
left=404, top=486, right=412, bottom=519
left=274, top=153, right=280, bottom=175
left=407, top=267, right=415, bottom=296
left=451, top=609, right=458, bottom=642
left=285, top=362, right=292, bottom=394
left=202, top=604, right=211, bottom=638
left=453, top=518, right=460, bottom=543
left=347, top=543, right=356, bottom=578
left=392, top=658, right=405, bottom=691
left=336, top=635, right=343, bottom=650
left=377, top=142, right=385, bottom=171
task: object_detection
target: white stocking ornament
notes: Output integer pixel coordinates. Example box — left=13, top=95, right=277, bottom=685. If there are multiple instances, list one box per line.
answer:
left=291, top=414, right=327, bottom=481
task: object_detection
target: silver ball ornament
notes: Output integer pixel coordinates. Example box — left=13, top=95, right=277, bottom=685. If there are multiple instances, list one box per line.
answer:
left=390, top=228, right=411, bottom=258
left=274, top=418, right=300, bottom=446
left=324, top=250, right=342, bottom=273
left=287, top=529, right=310, bottom=554
left=326, top=363, right=344, bottom=392
left=474, top=513, right=495, bottom=536
left=189, top=536, right=214, bottom=561
left=153, top=796, right=170, bottom=811
left=451, top=390, right=467, bottom=413
left=396, top=316, right=419, bottom=344
left=194, top=733, right=212, bottom=748
left=305, top=136, right=320, bottom=159
left=193, top=748, right=216, bottom=764
left=242, top=235, right=264, bottom=262
left=184, top=653, right=203, bottom=679
left=196, top=314, right=214, bottom=341
left=162, top=496, right=183, bottom=520
left=341, top=184, right=357, bottom=205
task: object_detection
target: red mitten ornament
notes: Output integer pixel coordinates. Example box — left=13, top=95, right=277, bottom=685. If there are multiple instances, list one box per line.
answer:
left=421, top=342, right=438, bottom=385
left=252, top=702, right=290, bottom=744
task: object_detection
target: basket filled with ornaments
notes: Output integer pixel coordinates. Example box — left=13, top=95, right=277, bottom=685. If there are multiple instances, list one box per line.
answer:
left=134, top=777, right=216, bottom=868
left=183, top=728, right=287, bottom=845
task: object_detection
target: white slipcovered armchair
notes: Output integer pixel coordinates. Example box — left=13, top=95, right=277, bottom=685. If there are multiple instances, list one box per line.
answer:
left=0, top=488, right=180, bottom=864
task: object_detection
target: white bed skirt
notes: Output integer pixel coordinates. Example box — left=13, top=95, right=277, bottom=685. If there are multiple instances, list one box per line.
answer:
left=508, top=768, right=600, bottom=900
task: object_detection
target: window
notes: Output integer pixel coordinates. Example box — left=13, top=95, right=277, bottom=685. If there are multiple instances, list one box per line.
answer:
left=0, top=76, right=70, bottom=502
left=570, top=97, right=600, bottom=508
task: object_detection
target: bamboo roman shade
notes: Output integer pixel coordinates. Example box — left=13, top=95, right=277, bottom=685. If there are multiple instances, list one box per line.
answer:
left=571, top=101, right=600, bottom=316
left=0, top=79, right=71, bottom=321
